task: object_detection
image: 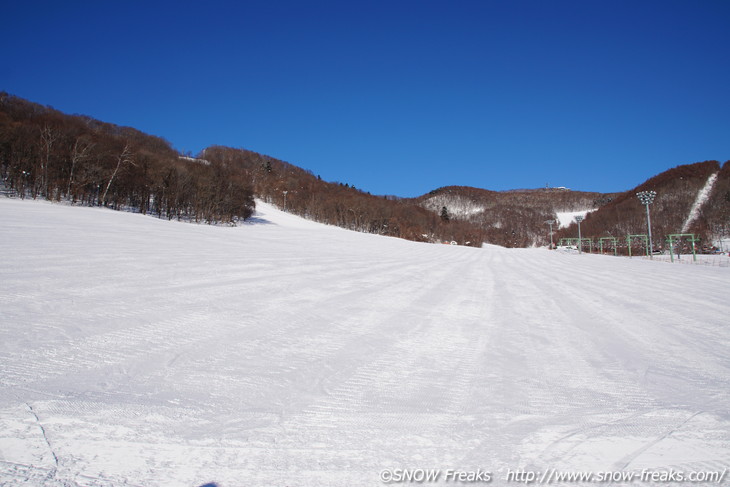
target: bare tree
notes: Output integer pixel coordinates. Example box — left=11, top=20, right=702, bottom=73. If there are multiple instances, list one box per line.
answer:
left=101, top=142, right=133, bottom=204
left=39, top=124, right=58, bottom=197
left=67, top=136, right=93, bottom=199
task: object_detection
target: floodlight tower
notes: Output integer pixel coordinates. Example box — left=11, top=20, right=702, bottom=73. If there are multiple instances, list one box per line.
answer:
left=575, top=215, right=584, bottom=254
left=544, top=220, right=555, bottom=249
left=636, top=190, right=657, bottom=259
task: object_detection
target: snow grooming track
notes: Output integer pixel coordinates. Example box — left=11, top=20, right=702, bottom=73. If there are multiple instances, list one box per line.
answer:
left=1, top=198, right=729, bottom=486
left=681, top=172, right=718, bottom=233
left=25, top=404, right=58, bottom=470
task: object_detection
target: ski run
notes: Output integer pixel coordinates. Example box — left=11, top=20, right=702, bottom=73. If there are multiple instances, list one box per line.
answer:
left=1, top=198, right=729, bottom=486
left=682, top=173, right=719, bottom=233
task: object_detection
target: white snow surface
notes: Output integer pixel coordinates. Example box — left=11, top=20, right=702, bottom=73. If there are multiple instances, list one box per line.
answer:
left=1, top=199, right=729, bottom=486
left=555, top=209, right=596, bottom=228
left=682, top=172, right=719, bottom=233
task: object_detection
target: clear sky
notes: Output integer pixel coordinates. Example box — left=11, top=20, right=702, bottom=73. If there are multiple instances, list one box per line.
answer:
left=3, top=1, right=729, bottom=197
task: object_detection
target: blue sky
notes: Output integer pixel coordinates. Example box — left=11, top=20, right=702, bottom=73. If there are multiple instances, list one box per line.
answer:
left=3, top=1, right=729, bottom=197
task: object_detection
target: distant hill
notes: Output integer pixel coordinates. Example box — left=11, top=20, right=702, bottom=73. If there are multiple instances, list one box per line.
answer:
left=413, top=161, right=730, bottom=250
left=553, top=160, right=729, bottom=253
left=1, top=92, right=727, bottom=249
left=413, top=186, right=619, bottom=247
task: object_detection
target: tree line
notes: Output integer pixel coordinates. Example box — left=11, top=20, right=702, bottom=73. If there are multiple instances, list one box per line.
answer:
left=7, top=93, right=722, bottom=250
left=0, top=93, right=254, bottom=223
left=0, top=93, right=487, bottom=246
left=198, top=145, right=488, bottom=246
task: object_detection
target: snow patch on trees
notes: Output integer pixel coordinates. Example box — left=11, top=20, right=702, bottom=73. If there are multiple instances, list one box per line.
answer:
left=421, top=194, right=485, bottom=219
left=178, top=155, right=211, bottom=166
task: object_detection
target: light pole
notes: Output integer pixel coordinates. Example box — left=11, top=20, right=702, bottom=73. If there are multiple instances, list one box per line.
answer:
left=636, top=190, right=656, bottom=259
left=575, top=215, right=584, bottom=254
left=283, top=190, right=288, bottom=210
left=544, top=220, right=555, bottom=249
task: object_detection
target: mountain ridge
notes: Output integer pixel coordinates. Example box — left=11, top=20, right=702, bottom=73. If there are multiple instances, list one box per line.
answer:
left=1, top=92, right=727, bottom=249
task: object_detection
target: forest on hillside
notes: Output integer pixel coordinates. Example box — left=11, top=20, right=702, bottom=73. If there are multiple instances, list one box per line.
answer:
left=0, top=93, right=254, bottom=223
left=198, top=145, right=487, bottom=245
left=416, top=186, right=618, bottom=247
left=554, top=160, right=730, bottom=253
left=3, top=93, right=727, bottom=250
left=0, top=93, right=487, bottom=246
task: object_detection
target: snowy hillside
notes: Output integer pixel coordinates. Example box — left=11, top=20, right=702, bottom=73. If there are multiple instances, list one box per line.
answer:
left=1, top=199, right=729, bottom=487
left=555, top=209, right=597, bottom=228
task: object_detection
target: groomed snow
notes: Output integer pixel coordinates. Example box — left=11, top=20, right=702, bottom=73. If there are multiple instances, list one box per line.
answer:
left=1, top=199, right=729, bottom=486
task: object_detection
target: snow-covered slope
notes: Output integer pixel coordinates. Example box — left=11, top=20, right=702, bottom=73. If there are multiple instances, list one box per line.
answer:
left=555, top=208, right=596, bottom=228
left=681, top=172, right=719, bottom=233
left=1, top=199, right=729, bottom=486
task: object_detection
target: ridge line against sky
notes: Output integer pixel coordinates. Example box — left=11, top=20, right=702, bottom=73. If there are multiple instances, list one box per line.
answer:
left=2, top=0, right=729, bottom=197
